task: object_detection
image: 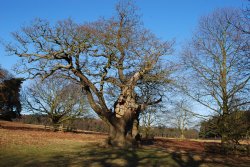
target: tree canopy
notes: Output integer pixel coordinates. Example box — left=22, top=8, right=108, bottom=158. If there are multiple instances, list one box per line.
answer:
left=23, top=76, right=89, bottom=130
left=7, top=1, right=174, bottom=147
left=0, top=66, right=23, bottom=121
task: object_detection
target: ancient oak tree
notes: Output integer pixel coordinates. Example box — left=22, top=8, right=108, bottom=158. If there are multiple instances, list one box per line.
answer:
left=7, top=2, right=173, bottom=147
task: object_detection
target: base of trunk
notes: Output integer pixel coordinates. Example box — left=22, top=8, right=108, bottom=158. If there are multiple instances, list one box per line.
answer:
left=106, top=137, right=139, bottom=148
left=106, top=126, right=141, bottom=148
left=105, top=113, right=141, bottom=148
left=180, top=134, right=185, bottom=139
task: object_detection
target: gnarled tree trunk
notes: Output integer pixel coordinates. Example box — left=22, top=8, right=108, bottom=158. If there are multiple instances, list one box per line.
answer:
left=106, top=93, right=141, bottom=147
left=107, top=118, right=135, bottom=147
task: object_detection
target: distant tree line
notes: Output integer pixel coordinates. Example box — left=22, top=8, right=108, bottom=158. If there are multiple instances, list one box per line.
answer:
left=15, top=114, right=109, bottom=133
left=15, top=114, right=199, bottom=138
left=143, top=126, right=199, bottom=139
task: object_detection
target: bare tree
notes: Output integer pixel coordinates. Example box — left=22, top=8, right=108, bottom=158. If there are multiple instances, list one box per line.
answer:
left=228, top=4, right=250, bottom=78
left=140, top=106, right=159, bottom=139
left=6, top=1, right=173, bottom=147
left=23, top=77, right=89, bottom=130
left=180, top=8, right=250, bottom=145
left=169, top=99, right=194, bottom=139
left=233, top=1, right=250, bottom=35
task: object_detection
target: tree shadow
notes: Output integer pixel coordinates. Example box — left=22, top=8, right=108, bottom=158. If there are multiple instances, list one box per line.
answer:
left=170, top=148, right=250, bottom=167
left=66, top=144, right=174, bottom=167
left=20, top=143, right=178, bottom=167
left=171, top=152, right=202, bottom=167
left=77, top=146, right=139, bottom=167
left=11, top=143, right=250, bottom=167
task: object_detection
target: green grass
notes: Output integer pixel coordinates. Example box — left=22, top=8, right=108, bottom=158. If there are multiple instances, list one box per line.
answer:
left=2, top=141, right=247, bottom=167
left=0, top=142, right=178, bottom=167
left=0, top=128, right=250, bottom=167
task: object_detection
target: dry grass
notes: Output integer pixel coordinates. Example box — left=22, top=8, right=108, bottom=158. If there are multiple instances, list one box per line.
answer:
left=0, top=128, right=106, bottom=147
left=0, top=121, right=250, bottom=167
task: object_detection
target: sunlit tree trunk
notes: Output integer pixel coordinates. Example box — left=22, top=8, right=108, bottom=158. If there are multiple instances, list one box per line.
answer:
left=106, top=92, right=141, bottom=147
left=107, top=114, right=139, bottom=147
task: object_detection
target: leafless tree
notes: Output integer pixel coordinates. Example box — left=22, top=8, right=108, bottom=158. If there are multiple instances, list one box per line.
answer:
left=180, top=8, right=250, bottom=145
left=23, top=77, right=89, bottom=130
left=233, top=1, right=250, bottom=35
left=6, top=1, right=173, bottom=147
left=169, top=99, right=194, bottom=139
left=140, top=106, right=159, bottom=139
left=228, top=3, right=250, bottom=76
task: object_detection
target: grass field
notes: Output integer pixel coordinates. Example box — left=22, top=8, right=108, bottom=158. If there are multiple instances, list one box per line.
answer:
left=0, top=121, right=249, bottom=167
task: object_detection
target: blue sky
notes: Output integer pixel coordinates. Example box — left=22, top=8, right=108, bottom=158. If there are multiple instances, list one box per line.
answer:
left=0, top=0, right=248, bottom=117
left=0, top=0, right=247, bottom=71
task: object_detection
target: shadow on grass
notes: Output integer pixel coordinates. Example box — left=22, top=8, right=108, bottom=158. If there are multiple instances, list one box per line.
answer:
left=2, top=143, right=250, bottom=167
left=42, top=145, right=170, bottom=167
left=170, top=147, right=250, bottom=167
left=14, top=144, right=171, bottom=167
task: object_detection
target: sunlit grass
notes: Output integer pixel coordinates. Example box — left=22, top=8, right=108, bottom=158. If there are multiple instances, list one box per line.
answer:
left=0, top=130, right=176, bottom=167
left=0, top=127, right=249, bottom=167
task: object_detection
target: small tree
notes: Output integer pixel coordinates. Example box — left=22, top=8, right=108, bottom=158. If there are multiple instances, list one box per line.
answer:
left=169, top=99, right=194, bottom=139
left=23, top=76, right=89, bottom=130
left=0, top=66, right=23, bottom=121
left=140, top=106, right=159, bottom=139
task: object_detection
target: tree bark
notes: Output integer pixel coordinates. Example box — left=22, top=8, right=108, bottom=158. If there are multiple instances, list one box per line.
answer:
left=107, top=117, right=139, bottom=147
left=218, top=114, right=231, bottom=153
left=132, top=116, right=141, bottom=141
left=104, top=88, right=142, bottom=147
left=106, top=96, right=141, bottom=147
left=180, top=129, right=185, bottom=139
